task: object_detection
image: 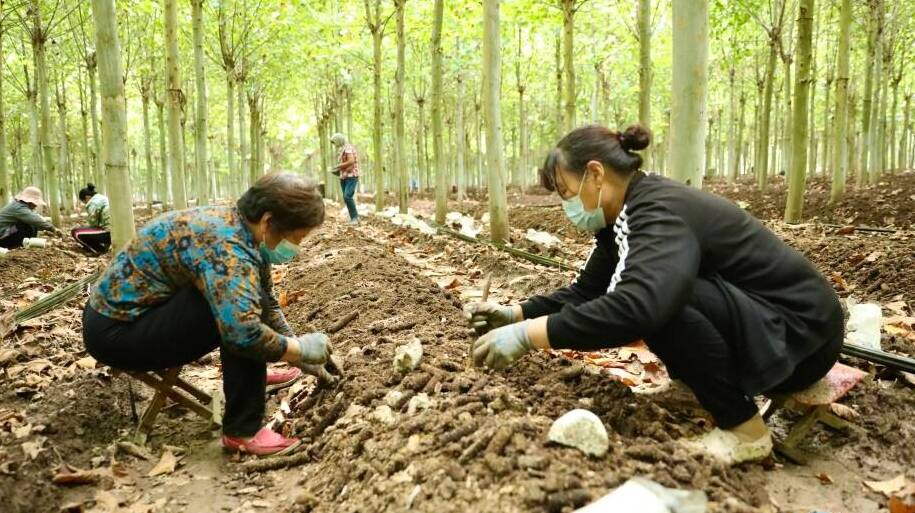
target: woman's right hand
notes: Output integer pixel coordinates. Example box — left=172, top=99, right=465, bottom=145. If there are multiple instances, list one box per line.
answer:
left=293, top=332, right=332, bottom=366
left=464, top=302, right=517, bottom=334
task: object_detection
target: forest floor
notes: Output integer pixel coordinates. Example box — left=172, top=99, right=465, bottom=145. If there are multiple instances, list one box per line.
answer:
left=1, top=174, right=914, bottom=513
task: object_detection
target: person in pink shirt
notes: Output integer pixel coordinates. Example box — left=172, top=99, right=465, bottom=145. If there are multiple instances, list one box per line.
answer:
left=330, top=133, right=360, bottom=225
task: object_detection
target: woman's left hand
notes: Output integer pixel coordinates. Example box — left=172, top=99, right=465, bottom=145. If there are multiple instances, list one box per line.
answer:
left=471, top=321, right=532, bottom=370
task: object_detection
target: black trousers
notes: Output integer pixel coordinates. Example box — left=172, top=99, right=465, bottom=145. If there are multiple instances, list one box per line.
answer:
left=644, top=278, right=842, bottom=429
left=0, top=222, right=37, bottom=249
left=71, top=227, right=111, bottom=253
left=82, top=287, right=266, bottom=437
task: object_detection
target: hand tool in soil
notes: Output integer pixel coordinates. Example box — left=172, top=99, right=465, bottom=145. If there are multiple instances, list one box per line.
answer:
left=480, top=273, right=492, bottom=303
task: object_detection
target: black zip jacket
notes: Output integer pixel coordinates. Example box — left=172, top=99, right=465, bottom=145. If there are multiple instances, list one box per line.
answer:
left=520, top=172, right=844, bottom=395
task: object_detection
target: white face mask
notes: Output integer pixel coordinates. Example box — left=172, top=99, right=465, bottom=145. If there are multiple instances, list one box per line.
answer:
left=561, top=175, right=607, bottom=233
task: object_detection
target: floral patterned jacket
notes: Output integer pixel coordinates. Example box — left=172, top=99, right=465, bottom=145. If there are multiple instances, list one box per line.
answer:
left=89, top=206, right=293, bottom=361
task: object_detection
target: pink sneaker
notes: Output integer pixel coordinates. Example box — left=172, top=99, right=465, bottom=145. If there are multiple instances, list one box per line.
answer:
left=266, top=366, right=302, bottom=393
left=222, top=427, right=302, bottom=457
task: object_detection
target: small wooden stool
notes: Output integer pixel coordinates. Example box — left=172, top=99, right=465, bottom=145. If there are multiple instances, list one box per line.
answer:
left=763, top=362, right=868, bottom=464
left=117, top=366, right=220, bottom=444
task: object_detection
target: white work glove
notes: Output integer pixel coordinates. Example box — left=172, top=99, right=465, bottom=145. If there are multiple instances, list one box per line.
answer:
left=294, top=333, right=332, bottom=366
left=464, top=302, right=516, bottom=334
left=471, top=321, right=533, bottom=370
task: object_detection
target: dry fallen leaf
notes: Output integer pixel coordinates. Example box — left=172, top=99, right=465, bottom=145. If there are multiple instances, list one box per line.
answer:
left=146, top=450, right=177, bottom=477
left=92, top=490, right=122, bottom=511
left=865, top=474, right=909, bottom=496
left=21, top=438, right=44, bottom=460
left=815, top=472, right=834, bottom=485
left=52, top=466, right=101, bottom=486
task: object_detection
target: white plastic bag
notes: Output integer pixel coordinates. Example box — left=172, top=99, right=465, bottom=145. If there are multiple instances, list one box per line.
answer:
left=575, top=477, right=707, bottom=513
left=845, top=299, right=882, bottom=350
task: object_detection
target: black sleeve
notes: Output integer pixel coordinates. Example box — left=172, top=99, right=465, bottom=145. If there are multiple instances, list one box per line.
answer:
left=520, top=240, right=616, bottom=319
left=545, top=203, right=701, bottom=351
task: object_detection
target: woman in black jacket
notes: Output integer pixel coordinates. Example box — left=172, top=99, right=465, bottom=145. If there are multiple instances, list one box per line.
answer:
left=466, top=124, right=844, bottom=465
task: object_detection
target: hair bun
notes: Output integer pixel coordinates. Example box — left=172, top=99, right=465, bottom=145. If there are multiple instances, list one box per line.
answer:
left=87, top=183, right=96, bottom=192
left=620, top=124, right=651, bottom=152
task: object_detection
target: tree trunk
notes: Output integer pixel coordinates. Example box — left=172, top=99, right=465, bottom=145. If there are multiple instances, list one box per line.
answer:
left=92, top=0, right=136, bottom=248
left=727, top=69, right=736, bottom=181
left=784, top=0, right=813, bottom=223
left=780, top=58, right=792, bottom=177
left=638, top=0, right=652, bottom=160
left=483, top=0, right=508, bottom=242
left=32, top=5, right=60, bottom=226
left=141, top=82, right=155, bottom=208
left=456, top=66, right=466, bottom=204
left=889, top=74, right=899, bottom=172
left=899, top=93, right=910, bottom=172
left=669, top=0, right=708, bottom=187
left=866, top=1, right=884, bottom=184
left=191, top=0, right=209, bottom=205
left=87, top=53, right=102, bottom=190
left=371, top=18, right=385, bottom=209
left=858, top=4, right=878, bottom=184
left=237, top=74, right=248, bottom=188
left=394, top=0, right=408, bottom=213
left=554, top=30, right=562, bottom=133
left=560, top=0, right=576, bottom=132
left=56, top=79, right=72, bottom=213
left=155, top=95, right=169, bottom=207
left=731, top=93, right=746, bottom=180
left=757, top=38, right=778, bottom=190
left=164, top=0, right=187, bottom=209
left=874, top=64, right=888, bottom=178
left=821, top=70, right=833, bottom=178
left=431, top=0, right=446, bottom=223
left=829, top=0, right=852, bottom=202
left=27, top=89, right=40, bottom=187
left=248, top=92, right=259, bottom=185
left=0, top=33, right=7, bottom=205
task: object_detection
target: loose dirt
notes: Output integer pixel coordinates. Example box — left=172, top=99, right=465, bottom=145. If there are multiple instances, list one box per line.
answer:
left=273, top=222, right=770, bottom=513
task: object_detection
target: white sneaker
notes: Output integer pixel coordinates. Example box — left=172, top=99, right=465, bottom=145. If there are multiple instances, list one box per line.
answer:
left=682, top=428, right=773, bottom=465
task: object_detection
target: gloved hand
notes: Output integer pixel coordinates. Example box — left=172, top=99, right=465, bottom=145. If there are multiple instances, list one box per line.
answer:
left=471, top=321, right=532, bottom=370
left=294, top=333, right=332, bottom=366
left=464, top=302, right=516, bottom=334
left=298, top=363, right=339, bottom=388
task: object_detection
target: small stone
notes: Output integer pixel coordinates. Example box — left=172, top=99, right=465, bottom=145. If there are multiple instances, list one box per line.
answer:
left=406, top=434, right=422, bottom=453
left=373, top=405, right=397, bottom=426
left=294, top=491, right=319, bottom=506
left=384, top=390, right=404, bottom=407
left=393, top=338, right=423, bottom=374
left=406, top=393, right=433, bottom=415
left=548, top=409, right=609, bottom=457
left=347, top=347, right=362, bottom=358
left=517, top=454, right=548, bottom=470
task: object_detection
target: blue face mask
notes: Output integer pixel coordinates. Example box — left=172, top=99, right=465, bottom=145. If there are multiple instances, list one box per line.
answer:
left=259, top=239, right=300, bottom=264
left=562, top=176, right=607, bottom=233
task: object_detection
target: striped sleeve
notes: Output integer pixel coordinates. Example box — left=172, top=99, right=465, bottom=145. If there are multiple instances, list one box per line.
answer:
left=544, top=202, right=701, bottom=351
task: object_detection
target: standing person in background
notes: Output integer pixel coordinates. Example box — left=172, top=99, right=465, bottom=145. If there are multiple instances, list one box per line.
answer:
left=330, top=133, right=360, bottom=225
left=0, top=186, right=59, bottom=249
left=71, top=184, right=112, bottom=254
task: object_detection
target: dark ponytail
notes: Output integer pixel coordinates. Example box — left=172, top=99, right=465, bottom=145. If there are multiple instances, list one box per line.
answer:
left=539, top=124, right=651, bottom=191
left=78, top=183, right=97, bottom=202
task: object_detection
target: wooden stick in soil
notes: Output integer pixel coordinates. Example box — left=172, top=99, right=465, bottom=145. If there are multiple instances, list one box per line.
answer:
left=480, top=273, right=492, bottom=303
left=327, top=311, right=359, bottom=334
